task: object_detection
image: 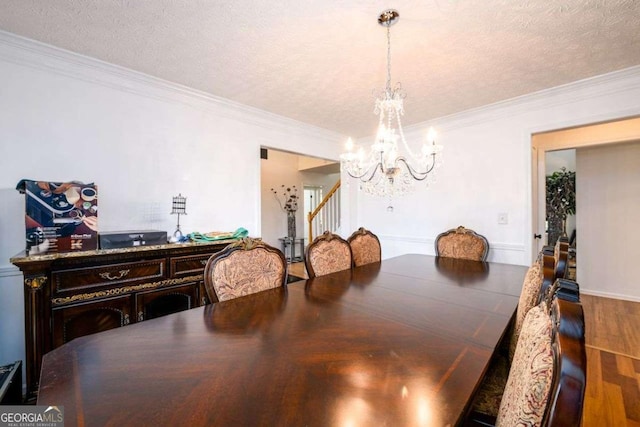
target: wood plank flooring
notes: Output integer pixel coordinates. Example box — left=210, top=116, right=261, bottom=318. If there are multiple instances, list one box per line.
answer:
left=288, top=262, right=308, bottom=280
left=582, top=294, right=640, bottom=426
left=582, top=294, right=640, bottom=358
left=286, top=264, right=639, bottom=425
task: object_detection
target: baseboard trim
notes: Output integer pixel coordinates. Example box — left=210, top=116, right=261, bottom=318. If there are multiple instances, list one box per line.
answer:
left=581, top=289, right=640, bottom=303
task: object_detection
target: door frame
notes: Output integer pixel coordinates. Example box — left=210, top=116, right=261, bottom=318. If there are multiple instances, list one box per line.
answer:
left=531, top=116, right=640, bottom=261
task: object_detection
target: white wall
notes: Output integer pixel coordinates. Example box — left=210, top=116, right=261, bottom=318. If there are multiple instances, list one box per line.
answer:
left=576, top=142, right=640, bottom=300
left=0, top=33, right=342, bottom=369
left=343, top=66, right=640, bottom=270
left=546, top=150, right=576, bottom=174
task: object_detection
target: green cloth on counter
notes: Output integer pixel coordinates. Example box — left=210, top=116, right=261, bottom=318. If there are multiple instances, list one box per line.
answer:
left=188, top=228, right=248, bottom=242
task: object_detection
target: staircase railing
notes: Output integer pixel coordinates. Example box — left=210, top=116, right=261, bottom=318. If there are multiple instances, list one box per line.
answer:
left=307, top=180, right=341, bottom=243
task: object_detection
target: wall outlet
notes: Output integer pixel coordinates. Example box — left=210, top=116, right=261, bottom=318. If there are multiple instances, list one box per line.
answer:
left=498, top=213, right=508, bottom=225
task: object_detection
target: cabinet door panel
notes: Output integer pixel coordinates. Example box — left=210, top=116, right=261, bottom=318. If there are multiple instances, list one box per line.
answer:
left=52, top=295, right=132, bottom=348
left=135, top=284, right=198, bottom=321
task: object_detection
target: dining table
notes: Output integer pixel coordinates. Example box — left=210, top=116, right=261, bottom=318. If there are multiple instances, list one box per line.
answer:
left=37, top=254, right=527, bottom=426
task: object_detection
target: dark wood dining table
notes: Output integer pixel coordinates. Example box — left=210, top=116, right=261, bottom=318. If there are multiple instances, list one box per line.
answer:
left=37, top=254, right=527, bottom=426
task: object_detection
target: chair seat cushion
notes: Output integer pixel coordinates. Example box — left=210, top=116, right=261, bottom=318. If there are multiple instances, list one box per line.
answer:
left=470, top=352, right=510, bottom=417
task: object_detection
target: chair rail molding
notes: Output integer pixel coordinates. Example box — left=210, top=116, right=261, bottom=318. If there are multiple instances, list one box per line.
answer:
left=378, top=234, right=525, bottom=264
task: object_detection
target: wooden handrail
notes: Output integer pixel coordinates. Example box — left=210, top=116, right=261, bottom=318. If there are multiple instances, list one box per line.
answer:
left=307, top=179, right=341, bottom=243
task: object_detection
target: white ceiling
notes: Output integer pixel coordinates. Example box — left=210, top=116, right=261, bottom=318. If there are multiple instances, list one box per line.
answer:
left=1, top=1, right=639, bottom=137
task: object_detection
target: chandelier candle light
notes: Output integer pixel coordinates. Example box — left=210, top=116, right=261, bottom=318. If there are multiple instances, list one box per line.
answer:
left=340, top=9, right=443, bottom=207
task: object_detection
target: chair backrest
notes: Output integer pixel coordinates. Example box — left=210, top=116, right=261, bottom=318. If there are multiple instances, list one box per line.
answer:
left=435, top=226, right=489, bottom=261
left=496, top=294, right=586, bottom=427
left=347, top=227, right=381, bottom=267
left=203, top=238, right=287, bottom=303
left=436, top=226, right=489, bottom=261
left=540, top=247, right=557, bottom=300
left=544, top=294, right=586, bottom=426
left=509, top=259, right=544, bottom=361
left=553, top=236, right=570, bottom=280
left=509, top=249, right=559, bottom=361
left=305, top=231, right=352, bottom=278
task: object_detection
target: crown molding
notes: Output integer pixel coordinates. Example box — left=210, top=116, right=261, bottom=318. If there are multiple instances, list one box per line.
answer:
left=0, top=30, right=345, bottom=146
left=403, top=65, right=640, bottom=135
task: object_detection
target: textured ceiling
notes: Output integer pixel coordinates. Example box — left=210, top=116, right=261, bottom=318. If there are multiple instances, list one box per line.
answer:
left=1, top=1, right=639, bottom=137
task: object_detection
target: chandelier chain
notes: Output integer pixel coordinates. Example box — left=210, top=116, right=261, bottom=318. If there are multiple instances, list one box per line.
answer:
left=386, top=26, right=392, bottom=92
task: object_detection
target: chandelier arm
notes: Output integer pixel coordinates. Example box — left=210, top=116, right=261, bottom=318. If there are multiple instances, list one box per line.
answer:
left=344, top=161, right=384, bottom=182
left=360, top=162, right=385, bottom=183
left=395, top=156, right=437, bottom=181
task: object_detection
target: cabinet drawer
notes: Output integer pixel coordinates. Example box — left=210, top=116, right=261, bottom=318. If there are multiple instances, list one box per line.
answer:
left=53, top=259, right=166, bottom=294
left=170, top=253, right=216, bottom=278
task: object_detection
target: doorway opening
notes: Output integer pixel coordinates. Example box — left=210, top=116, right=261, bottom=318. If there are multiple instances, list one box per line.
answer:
left=531, top=116, right=640, bottom=295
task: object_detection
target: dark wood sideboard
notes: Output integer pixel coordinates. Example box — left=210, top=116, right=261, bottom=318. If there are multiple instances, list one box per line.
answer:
left=10, top=240, right=236, bottom=400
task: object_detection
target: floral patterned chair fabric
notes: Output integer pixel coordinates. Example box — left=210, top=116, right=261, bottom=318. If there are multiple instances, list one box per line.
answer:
left=496, top=295, right=586, bottom=427
left=435, top=226, right=489, bottom=261
left=204, top=238, right=287, bottom=303
left=305, top=231, right=352, bottom=278
left=466, top=287, right=585, bottom=427
left=509, top=261, right=545, bottom=362
left=347, top=227, right=382, bottom=267
left=495, top=302, right=554, bottom=426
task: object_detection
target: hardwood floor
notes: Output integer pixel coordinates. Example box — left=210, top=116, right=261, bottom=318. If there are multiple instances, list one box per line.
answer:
left=582, top=294, right=640, bottom=426
left=582, top=294, right=640, bottom=358
left=284, top=266, right=639, bottom=425
left=288, top=261, right=308, bottom=279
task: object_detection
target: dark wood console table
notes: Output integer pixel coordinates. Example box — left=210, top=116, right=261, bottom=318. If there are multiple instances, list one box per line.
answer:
left=10, top=239, right=237, bottom=399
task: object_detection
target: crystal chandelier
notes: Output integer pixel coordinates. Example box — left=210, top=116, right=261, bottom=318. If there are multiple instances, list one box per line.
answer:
left=340, top=9, right=443, bottom=201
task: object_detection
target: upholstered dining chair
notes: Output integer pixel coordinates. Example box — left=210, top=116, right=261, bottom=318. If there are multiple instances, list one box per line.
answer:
left=203, top=238, right=287, bottom=303
left=435, top=226, right=489, bottom=261
left=347, top=227, right=382, bottom=267
left=553, top=236, right=570, bottom=280
left=305, top=231, right=352, bottom=279
left=465, top=293, right=586, bottom=427
left=469, top=250, right=555, bottom=418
